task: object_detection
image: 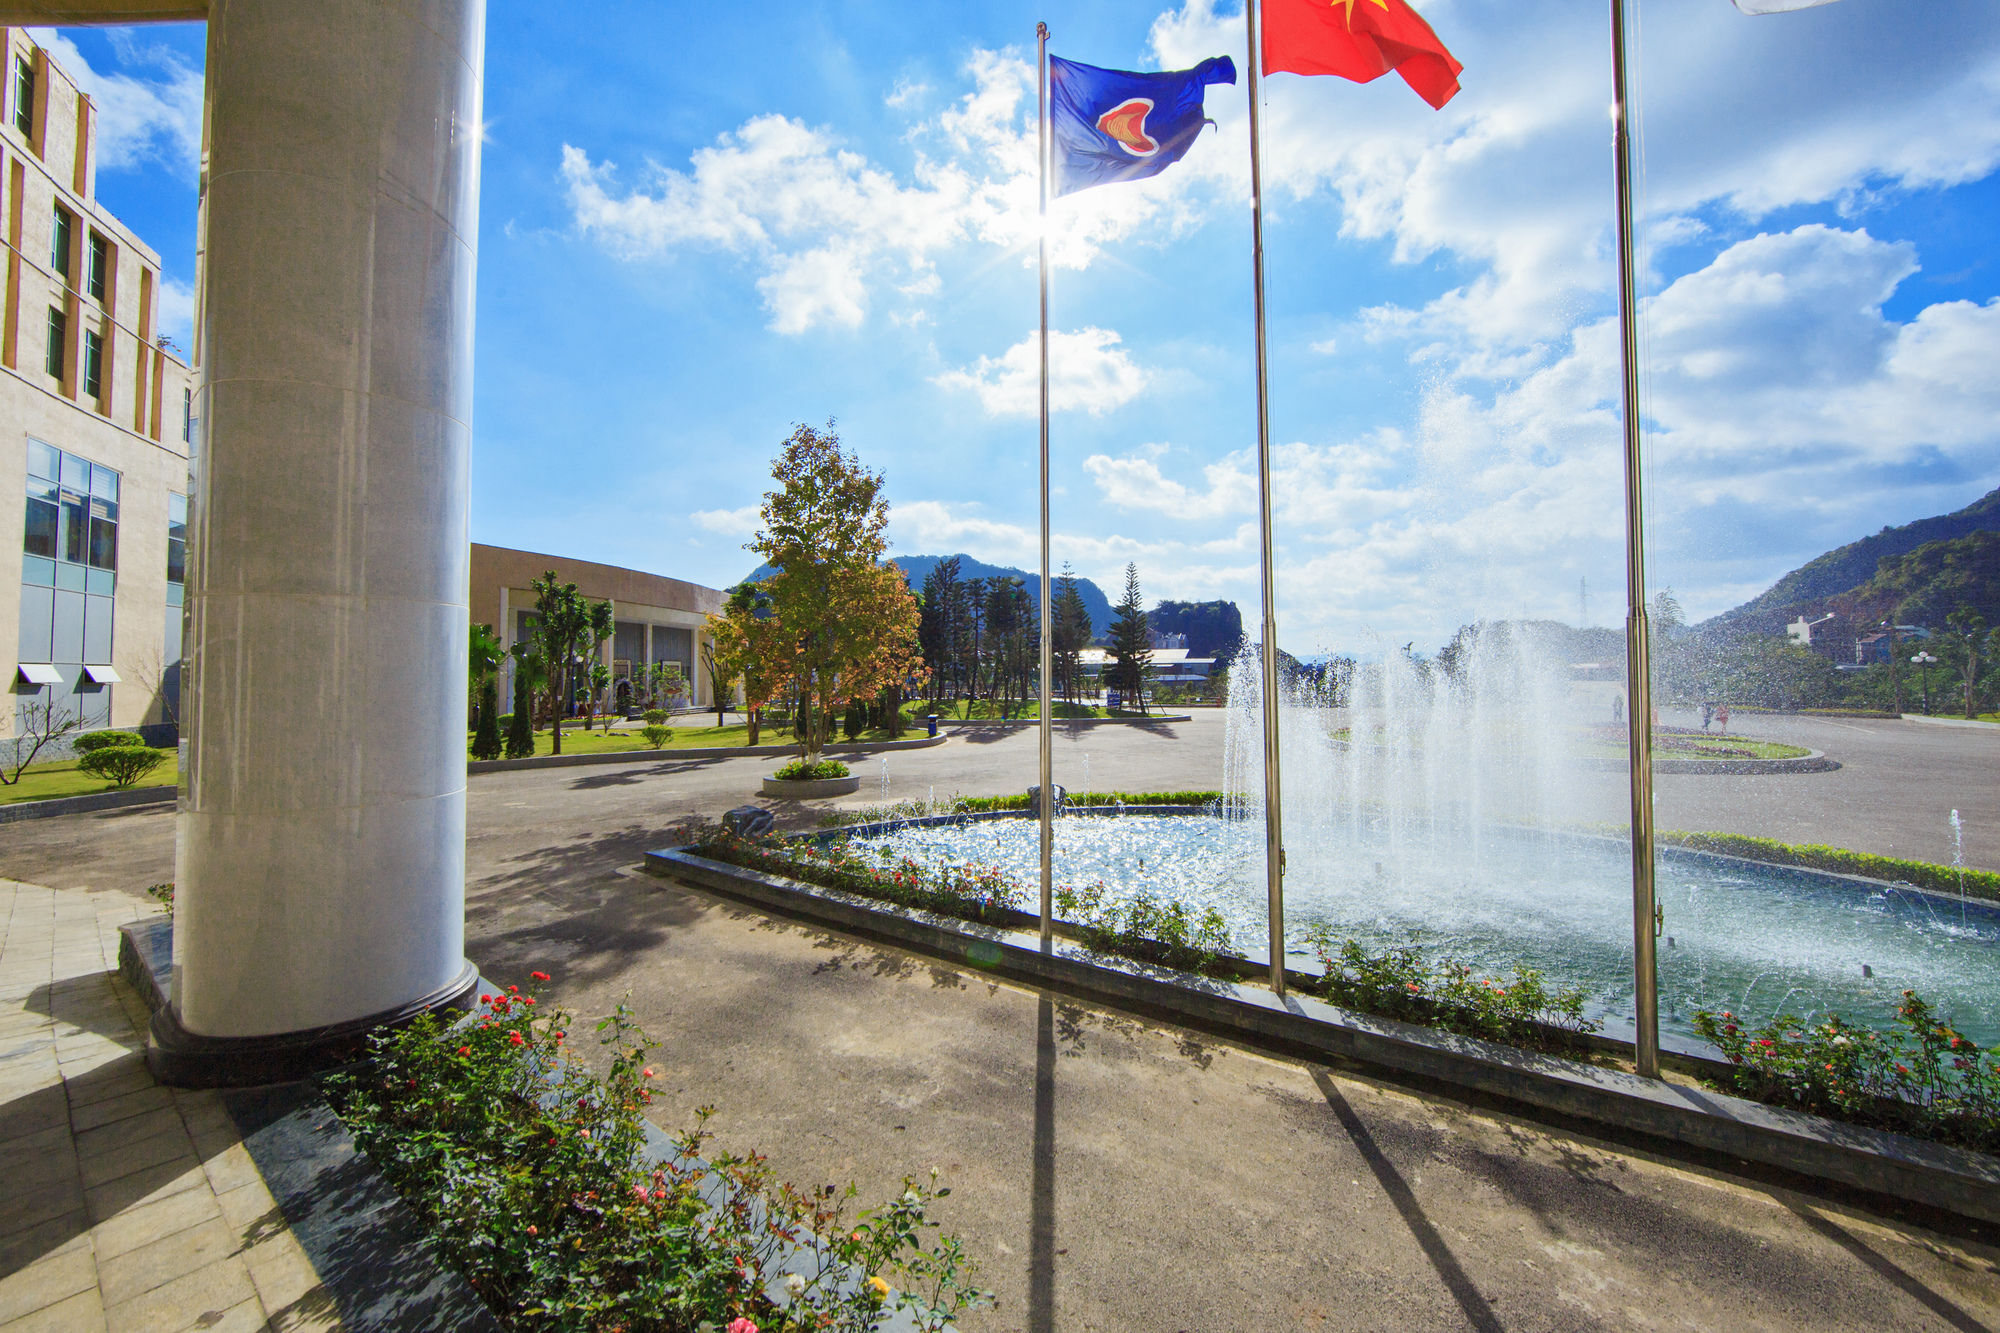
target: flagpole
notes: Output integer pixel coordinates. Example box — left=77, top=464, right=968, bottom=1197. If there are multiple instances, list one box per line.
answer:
left=1036, top=20, right=1055, bottom=950
left=1611, top=0, right=1659, bottom=1079
left=1244, top=0, right=1287, bottom=999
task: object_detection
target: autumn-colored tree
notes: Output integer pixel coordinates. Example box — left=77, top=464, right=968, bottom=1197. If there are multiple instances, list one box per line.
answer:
left=749, top=423, right=926, bottom=762
left=705, top=582, right=789, bottom=746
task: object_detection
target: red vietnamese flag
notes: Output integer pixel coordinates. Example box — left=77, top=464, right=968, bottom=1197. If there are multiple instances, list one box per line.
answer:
left=1262, top=0, right=1464, bottom=110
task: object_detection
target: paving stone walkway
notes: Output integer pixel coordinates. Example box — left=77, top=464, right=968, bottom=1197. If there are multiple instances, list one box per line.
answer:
left=0, top=880, right=338, bottom=1332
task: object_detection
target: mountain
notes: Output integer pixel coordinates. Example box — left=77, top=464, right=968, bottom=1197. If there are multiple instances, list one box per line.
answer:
left=1152, top=600, right=1245, bottom=660
left=1702, top=487, right=2000, bottom=634
left=739, top=554, right=1115, bottom=638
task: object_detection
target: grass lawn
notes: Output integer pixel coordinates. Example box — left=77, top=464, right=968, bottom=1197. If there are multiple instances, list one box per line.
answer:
left=0, top=753, right=178, bottom=806
left=1586, top=733, right=1811, bottom=761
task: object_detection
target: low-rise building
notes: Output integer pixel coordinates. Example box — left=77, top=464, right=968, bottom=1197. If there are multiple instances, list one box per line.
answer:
left=468, top=543, right=727, bottom=715
left=4, top=29, right=196, bottom=743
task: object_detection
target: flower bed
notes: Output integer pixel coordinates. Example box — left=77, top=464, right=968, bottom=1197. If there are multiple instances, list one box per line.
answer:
left=1693, top=991, right=2000, bottom=1153
left=774, top=758, right=851, bottom=782
left=327, top=976, right=987, bottom=1331
left=1656, top=830, right=2000, bottom=903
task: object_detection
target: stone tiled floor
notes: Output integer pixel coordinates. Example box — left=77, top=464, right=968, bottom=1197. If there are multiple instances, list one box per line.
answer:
left=0, top=880, right=340, bottom=1332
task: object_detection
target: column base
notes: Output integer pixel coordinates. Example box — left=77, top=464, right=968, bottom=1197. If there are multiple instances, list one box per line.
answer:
left=145, top=960, right=481, bottom=1088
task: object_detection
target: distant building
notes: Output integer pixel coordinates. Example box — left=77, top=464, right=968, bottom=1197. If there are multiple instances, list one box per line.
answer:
left=469, top=544, right=727, bottom=714
left=5, top=31, right=197, bottom=740
left=1852, top=625, right=1931, bottom=666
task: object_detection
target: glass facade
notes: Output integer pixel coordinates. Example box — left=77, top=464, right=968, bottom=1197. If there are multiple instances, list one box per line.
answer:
left=19, top=442, right=118, bottom=729
left=163, top=493, right=187, bottom=718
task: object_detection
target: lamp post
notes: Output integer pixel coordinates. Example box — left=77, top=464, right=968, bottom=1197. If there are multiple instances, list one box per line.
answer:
left=1912, top=652, right=1938, bottom=715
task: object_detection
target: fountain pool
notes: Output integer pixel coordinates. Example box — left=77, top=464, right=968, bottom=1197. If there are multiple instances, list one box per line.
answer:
left=842, top=812, right=2000, bottom=1045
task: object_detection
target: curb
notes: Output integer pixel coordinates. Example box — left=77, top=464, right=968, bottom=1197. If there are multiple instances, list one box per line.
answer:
left=1900, top=714, right=2000, bottom=731
left=1595, top=747, right=1841, bottom=775
left=643, top=846, right=2000, bottom=1229
left=468, top=732, right=946, bottom=774
left=0, top=783, right=176, bottom=823
left=934, top=713, right=1192, bottom=729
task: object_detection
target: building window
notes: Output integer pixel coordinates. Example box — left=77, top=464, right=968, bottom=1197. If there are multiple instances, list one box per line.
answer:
left=12, top=57, right=31, bottom=136
left=51, top=206, right=71, bottom=279
left=87, top=233, right=108, bottom=300
left=23, top=443, right=118, bottom=582
left=83, top=329, right=102, bottom=399
left=44, top=306, right=64, bottom=379
left=183, top=387, right=193, bottom=443
left=166, top=491, right=187, bottom=587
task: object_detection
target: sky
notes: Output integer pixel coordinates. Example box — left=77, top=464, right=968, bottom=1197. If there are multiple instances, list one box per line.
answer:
left=41, top=0, right=2000, bottom=657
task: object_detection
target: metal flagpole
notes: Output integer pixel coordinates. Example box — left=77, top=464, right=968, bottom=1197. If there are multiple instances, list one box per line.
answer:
left=1610, top=0, right=1660, bottom=1079
left=1036, top=21, right=1055, bottom=949
left=1244, top=0, right=1287, bottom=999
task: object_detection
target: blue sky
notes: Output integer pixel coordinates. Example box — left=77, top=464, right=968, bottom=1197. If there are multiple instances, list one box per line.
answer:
left=42, top=0, right=2000, bottom=655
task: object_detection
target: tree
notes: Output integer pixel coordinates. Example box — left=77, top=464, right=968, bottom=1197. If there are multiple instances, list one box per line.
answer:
left=1, top=694, right=81, bottom=785
left=697, top=636, right=733, bottom=727
left=504, top=647, right=544, bottom=758
left=1940, top=608, right=1990, bottom=719
left=1106, top=562, right=1154, bottom=714
left=522, top=574, right=612, bottom=754
left=705, top=582, right=787, bottom=746
left=468, top=621, right=504, bottom=731
left=1052, top=564, right=1092, bottom=707
left=1650, top=588, right=1685, bottom=637
left=749, top=422, right=926, bottom=762
left=918, top=557, right=965, bottom=705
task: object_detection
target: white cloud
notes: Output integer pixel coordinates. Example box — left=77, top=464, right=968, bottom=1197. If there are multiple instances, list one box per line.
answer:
left=29, top=28, right=201, bottom=176
left=691, top=506, right=760, bottom=537
left=1084, top=448, right=1256, bottom=520
left=155, top=276, right=195, bottom=348
left=885, top=76, right=930, bottom=109
left=933, top=327, right=1149, bottom=417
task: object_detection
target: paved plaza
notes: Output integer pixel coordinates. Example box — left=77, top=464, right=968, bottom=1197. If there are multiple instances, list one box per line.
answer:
left=2, top=712, right=1997, bottom=1328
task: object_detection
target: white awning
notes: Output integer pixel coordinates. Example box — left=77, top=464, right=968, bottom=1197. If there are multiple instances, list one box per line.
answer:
left=82, top=664, right=122, bottom=684
left=16, top=664, right=62, bottom=685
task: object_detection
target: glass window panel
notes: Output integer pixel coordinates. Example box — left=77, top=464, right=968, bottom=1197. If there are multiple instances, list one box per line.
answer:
left=55, top=560, right=86, bottom=592
left=45, top=308, right=65, bottom=379
left=87, top=500, right=117, bottom=571
left=87, top=235, right=108, bottom=301
left=12, top=58, right=31, bottom=135
left=59, top=451, right=86, bottom=492
left=169, top=491, right=187, bottom=528
left=90, top=464, right=118, bottom=500
left=82, top=594, right=113, bottom=664
left=21, top=555, right=55, bottom=587
left=51, top=208, right=71, bottom=277
left=60, top=491, right=86, bottom=563
left=17, top=584, right=53, bottom=661
left=165, top=582, right=184, bottom=608
left=84, top=566, right=115, bottom=596
left=27, top=440, right=57, bottom=480
left=166, top=538, right=186, bottom=585
left=82, top=331, right=102, bottom=399
left=51, top=589, right=84, bottom=662
left=24, top=485, right=57, bottom=559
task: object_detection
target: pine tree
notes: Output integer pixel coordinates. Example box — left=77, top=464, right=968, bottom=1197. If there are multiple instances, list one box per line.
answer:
left=1053, top=564, right=1091, bottom=707
left=503, top=664, right=537, bottom=759
left=470, top=676, right=503, bottom=759
left=1107, top=562, right=1153, bottom=714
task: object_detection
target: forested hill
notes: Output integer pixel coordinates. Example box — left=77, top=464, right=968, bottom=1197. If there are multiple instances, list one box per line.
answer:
left=740, top=554, right=1115, bottom=637
left=1701, top=486, right=2000, bottom=633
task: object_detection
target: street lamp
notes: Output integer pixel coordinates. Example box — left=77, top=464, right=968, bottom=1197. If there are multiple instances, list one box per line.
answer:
left=1911, top=651, right=1938, bottom=715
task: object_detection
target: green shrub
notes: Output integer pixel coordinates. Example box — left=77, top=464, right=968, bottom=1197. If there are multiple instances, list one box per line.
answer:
left=73, top=730, right=144, bottom=753
left=641, top=724, right=673, bottom=749
left=1693, top=990, right=1999, bottom=1152
left=1304, top=931, right=1599, bottom=1051
left=1055, top=880, right=1234, bottom=976
left=77, top=745, right=166, bottom=788
left=774, top=758, right=849, bottom=781
left=691, top=829, right=1024, bottom=927
left=470, top=678, right=503, bottom=761
left=643, top=708, right=670, bottom=725
left=1658, top=830, right=2000, bottom=903
left=147, top=882, right=174, bottom=916
left=328, top=975, right=987, bottom=1330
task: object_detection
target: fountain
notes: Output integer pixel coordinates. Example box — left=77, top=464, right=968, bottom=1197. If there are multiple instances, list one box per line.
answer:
left=843, top=635, right=2000, bottom=1044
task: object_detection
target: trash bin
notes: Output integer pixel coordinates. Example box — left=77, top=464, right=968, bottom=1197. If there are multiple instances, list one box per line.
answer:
left=926, top=713, right=939, bottom=738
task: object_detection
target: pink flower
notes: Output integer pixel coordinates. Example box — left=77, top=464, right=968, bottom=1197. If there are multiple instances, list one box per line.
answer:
left=728, top=1320, right=760, bottom=1333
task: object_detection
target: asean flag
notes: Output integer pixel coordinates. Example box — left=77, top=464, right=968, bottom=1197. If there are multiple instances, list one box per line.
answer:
left=1263, top=0, right=1463, bottom=111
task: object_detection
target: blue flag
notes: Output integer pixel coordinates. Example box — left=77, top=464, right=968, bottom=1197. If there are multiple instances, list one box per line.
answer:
left=1049, top=55, right=1236, bottom=197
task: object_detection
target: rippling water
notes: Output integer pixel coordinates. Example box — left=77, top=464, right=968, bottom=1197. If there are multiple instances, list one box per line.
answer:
left=844, top=812, right=2000, bottom=1045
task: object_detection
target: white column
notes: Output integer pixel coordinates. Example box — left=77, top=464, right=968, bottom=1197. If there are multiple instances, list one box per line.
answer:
left=169, top=0, right=484, bottom=1048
